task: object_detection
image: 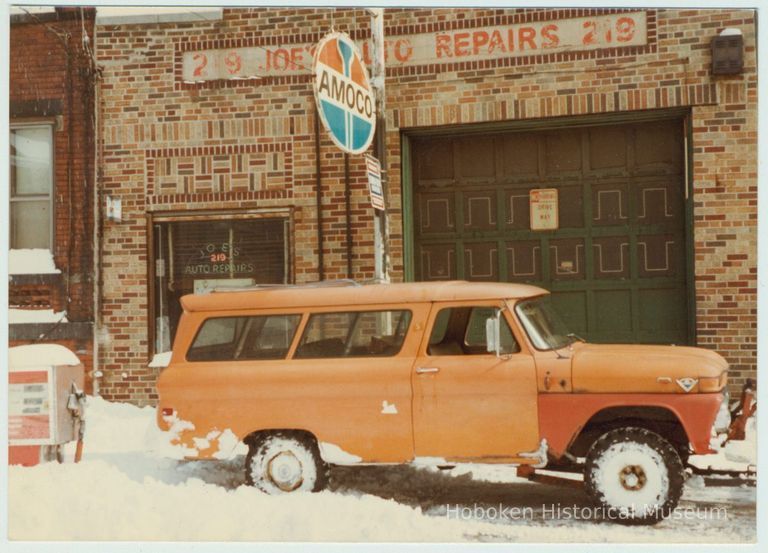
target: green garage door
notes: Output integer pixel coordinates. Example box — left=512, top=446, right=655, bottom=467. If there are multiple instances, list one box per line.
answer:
left=410, top=118, right=690, bottom=345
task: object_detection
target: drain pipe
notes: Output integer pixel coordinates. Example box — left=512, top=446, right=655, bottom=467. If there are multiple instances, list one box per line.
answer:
left=91, top=22, right=102, bottom=397
left=314, top=105, right=325, bottom=281
left=344, top=153, right=353, bottom=279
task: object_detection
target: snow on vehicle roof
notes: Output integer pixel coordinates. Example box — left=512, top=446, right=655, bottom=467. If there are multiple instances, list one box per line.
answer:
left=181, top=280, right=548, bottom=313
left=9, top=344, right=81, bottom=368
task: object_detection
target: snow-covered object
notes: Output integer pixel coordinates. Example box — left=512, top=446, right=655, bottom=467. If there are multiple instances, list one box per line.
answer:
left=6, top=395, right=757, bottom=541
left=8, top=308, right=68, bottom=324
left=690, top=416, right=757, bottom=471
left=148, top=351, right=172, bottom=368
left=8, top=248, right=60, bottom=274
left=592, top=441, right=669, bottom=513
left=248, top=434, right=322, bottom=494
left=318, top=442, right=362, bottom=465
left=9, top=344, right=80, bottom=368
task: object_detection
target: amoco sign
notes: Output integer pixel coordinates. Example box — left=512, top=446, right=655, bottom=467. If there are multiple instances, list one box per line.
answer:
left=312, top=32, right=376, bottom=155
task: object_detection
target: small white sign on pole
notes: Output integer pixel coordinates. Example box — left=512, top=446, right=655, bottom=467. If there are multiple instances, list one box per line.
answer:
left=365, top=154, right=385, bottom=211
left=529, top=188, right=559, bottom=231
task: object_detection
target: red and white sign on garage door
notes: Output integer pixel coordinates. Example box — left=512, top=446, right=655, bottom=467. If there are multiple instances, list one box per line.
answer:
left=530, top=188, right=559, bottom=231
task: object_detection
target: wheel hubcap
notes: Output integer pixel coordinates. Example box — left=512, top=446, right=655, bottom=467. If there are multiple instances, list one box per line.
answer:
left=267, top=451, right=304, bottom=492
left=619, top=464, right=647, bottom=491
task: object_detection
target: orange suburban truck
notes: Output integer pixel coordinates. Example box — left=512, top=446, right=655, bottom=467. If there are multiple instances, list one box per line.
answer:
left=156, top=280, right=731, bottom=523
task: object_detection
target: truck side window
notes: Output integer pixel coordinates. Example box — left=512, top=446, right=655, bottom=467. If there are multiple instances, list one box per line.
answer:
left=428, top=306, right=519, bottom=356
left=187, top=314, right=300, bottom=362
left=294, top=310, right=412, bottom=359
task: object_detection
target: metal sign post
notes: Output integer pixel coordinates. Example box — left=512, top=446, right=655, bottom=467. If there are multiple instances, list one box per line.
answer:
left=368, top=8, right=390, bottom=283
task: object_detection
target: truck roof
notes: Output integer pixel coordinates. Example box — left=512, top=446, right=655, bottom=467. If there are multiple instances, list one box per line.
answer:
left=180, top=280, right=548, bottom=313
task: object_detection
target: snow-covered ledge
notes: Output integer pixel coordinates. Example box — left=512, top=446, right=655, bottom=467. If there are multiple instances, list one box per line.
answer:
left=9, top=249, right=61, bottom=275
left=96, top=7, right=222, bottom=26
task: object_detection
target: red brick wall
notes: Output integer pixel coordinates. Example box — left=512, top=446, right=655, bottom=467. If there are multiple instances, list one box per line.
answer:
left=10, top=8, right=97, bottom=384
left=96, top=8, right=756, bottom=404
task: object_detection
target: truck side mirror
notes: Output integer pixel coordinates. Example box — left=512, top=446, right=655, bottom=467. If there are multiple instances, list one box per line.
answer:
left=485, top=313, right=501, bottom=356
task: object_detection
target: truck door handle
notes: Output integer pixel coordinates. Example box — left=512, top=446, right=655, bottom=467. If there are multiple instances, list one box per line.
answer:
left=416, top=367, right=440, bottom=374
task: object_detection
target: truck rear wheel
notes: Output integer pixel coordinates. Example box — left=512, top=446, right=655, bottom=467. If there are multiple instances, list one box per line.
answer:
left=245, top=431, right=328, bottom=494
left=585, top=427, right=684, bottom=525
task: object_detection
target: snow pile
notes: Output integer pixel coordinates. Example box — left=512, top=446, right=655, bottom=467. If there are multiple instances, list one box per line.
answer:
left=7, top=396, right=757, bottom=542
left=8, top=248, right=60, bottom=274
left=9, top=344, right=80, bottom=368
left=689, top=416, right=757, bottom=472
left=7, top=396, right=474, bottom=541
left=8, top=308, right=68, bottom=324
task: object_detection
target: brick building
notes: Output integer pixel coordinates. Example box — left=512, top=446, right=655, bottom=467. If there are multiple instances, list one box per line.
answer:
left=8, top=7, right=97, bottom=387
left=94, top=8, right=756, bottom=404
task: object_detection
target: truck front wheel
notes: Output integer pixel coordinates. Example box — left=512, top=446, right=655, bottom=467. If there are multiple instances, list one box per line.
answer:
left=584, top=427, right=684, bottom=524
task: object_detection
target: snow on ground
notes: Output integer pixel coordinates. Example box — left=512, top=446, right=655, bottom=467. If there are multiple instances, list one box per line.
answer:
left=8, top=396, right=757, bottom=542
left=8, top=248, right=60, bottom=274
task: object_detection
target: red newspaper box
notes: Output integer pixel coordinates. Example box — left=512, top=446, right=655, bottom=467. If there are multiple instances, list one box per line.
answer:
left=9, top=345, right=85, bottom=466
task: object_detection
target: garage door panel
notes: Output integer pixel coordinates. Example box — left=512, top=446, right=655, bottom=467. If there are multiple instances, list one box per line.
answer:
left=550, top=291, right=587, bottom=336
left=419, top=244, right=456, bottom=280
left=556, top=184, right=585, bottom=228
left=416, top=138, right=454, bottom=181
left=545, top=130, right=582, bottom=174
left=417, top=192, right=456, bottom=235
left=637, top=234, right=680, bottom=278
left=593, top=236, right=631, bottom=279
left=506, top=240, right=542, bottom=282
left=505, top=189, right=533, bottom=229
left=502, top=135, right=540, bottom=178
left=412, top=117, right=689, bottom=345
left=456, top=136, right=496, bottom=180
left=463, top=242, right=499, bottom=281
left=589, top=126, right=628, bottom=172
left=593, top=183, right=629, bottom=226
left=635, top=181, right=683, bottom=226
left=463, top=191, right=498, bottom=231
left=634, top=121, right=683, bottom=174
left=549, top=238, right=585, bottom=280
left=594, top=289, right=633, bottom=333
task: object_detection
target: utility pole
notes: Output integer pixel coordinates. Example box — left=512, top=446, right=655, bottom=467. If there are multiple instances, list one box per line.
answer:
left=368, top=8, right=390, bottom=283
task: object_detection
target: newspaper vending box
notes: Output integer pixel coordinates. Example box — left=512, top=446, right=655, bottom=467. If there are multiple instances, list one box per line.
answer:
left=9, top=344, right=86, bottom=466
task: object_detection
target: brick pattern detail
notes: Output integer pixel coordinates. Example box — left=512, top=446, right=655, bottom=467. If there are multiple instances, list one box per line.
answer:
left=145, top=142, right=293, bottom=205
left=96, top=8, right=756, bottom=405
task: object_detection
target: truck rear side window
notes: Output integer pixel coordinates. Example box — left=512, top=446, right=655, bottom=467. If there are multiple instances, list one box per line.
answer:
left=187, top=314, right=301, bottom=362
left=294, top=310, right=411, bottom=359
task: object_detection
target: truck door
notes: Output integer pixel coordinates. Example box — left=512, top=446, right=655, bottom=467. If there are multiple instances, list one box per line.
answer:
left=411, top=301, right=540, bottom=462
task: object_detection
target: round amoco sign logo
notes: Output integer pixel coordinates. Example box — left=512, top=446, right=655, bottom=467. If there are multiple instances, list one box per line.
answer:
left=313, top=32, right=376, bottom=155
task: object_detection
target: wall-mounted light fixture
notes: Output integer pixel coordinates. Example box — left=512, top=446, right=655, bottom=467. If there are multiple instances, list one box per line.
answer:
left=106, top=196, right=122, bottom=222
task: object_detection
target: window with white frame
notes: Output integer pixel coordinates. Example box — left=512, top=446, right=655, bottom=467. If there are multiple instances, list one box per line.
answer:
left=10, top=125, right=54, bottom=249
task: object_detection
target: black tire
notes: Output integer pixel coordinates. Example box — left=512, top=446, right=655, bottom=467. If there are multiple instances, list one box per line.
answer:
left=584, top=427, right=684, bottom=525
left=245, top=431, right=329, bottom=494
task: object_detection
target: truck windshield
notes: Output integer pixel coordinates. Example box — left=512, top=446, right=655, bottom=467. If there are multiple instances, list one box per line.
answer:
left=514, top=296, right=572, bottom=351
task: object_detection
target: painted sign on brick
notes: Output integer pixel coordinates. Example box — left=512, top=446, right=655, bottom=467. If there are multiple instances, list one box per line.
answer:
left=182, top=12, right=647, bottom=82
